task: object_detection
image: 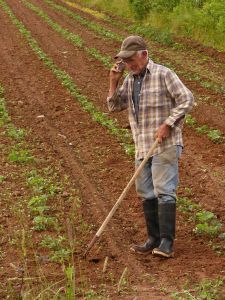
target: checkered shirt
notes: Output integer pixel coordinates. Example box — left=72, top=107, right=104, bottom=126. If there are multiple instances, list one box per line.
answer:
left=107, top=59, right=194, bottom=159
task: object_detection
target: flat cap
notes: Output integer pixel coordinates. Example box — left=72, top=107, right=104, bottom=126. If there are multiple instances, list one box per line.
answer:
left=115, top=35, right=147, bottom=59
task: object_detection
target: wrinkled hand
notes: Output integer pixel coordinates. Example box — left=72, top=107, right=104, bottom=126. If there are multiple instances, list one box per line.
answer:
left=110, top=61, right=125, bottom=83
left=155, top=123, right=171, bottom=143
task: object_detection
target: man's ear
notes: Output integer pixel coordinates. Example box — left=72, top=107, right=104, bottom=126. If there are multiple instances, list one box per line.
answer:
left=141, top=50, right=148, bottom=59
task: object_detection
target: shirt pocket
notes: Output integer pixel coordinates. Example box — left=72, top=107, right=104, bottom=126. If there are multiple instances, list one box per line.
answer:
left=145, top=90, right=167, bottom=108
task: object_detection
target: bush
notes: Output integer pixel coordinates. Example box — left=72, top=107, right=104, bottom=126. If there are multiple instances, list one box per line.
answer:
left=128, top=0, right=151, bottom=20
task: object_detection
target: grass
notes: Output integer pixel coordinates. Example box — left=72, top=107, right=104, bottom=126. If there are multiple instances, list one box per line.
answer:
left=172, top=278, right=224, bottom=300
left=0, top=86, right=10, bottom=126
left=77, top=0, right=225, bottom=52
left=8, top=143, right=35, bottom=163
left=45, top=0, right=122, bottom=42
left=178, top=197, right=223, bottom=239
left=185, top=114, right=225, bottom=145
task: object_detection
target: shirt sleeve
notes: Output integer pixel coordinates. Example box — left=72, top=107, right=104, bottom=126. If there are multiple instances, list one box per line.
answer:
left=164, top=69, right=194, bottom=127
left=107, top=76, right=129, bottom=112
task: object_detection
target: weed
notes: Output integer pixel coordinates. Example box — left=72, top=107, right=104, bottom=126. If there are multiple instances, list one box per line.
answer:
left=117, top=267, right=128, bottom=293
left=32, top=215, right=57, bottom=231
left=0, top=87, right=10, bottom=126
left=178, top=197, right=223, bottom=238
left=6, top=124, right=26, bottom=140
left=27, top=170, right=59, bottom=195
left=40, top=235, right=71, bottom=263
left=207, top=129, right=223, bottom=143
left=0, top=175, right=5, bottom=183
left=186, top=115, right=225, bottom=144
left=172, top=278, right=224, bottom=300
left=45, top=0, right=122, bottom=42
left=185, top=114, right=197, bottom=127
left=8, top=144, right=34, bottom=163
left=194, top=210, right=222, bottom=237
left=64, top=265, right=76, bottom=299
left=28, top=195, right=49, bottom=215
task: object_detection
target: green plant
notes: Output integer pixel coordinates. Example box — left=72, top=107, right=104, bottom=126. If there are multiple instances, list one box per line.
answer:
left=172, top=278, right=224, bottom=300
left=185, top=114, right=197, bottom=127
left=0, top=175, right=5, bottom=183
left=64, top=265, right=76, bottom=299
left=207, top=129, right=223, bottom=143
left=27, top=170, right=59, bottom=195
left=0, top=86, right=10, bottom=126
left=6, top=124, right=26, bottom=140
left=193, top=211, right=222, bottom=237
left=40, top=235, right=71, bottom=263
left=32, top=215, right=57, bottom=231
left=28, top=195, right=49, bottom=215
left=45, top=0, right=122, bottom=42
left=178, top=197, right=223, bottom=238
left=128, top=0, right=151, bottom=20
left=8, top=144, right=34, bottom=163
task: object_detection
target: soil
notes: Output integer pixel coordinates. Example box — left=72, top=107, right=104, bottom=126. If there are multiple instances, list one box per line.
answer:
left=0, top=0, right=225, bottom=298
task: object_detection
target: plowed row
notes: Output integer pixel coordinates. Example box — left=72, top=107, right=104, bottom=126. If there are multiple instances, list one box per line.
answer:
left=0, top=0, right=225, bottom=298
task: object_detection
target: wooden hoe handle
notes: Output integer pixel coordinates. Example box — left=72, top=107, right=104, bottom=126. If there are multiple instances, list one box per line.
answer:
left=84, top=139, right=159, bottom=258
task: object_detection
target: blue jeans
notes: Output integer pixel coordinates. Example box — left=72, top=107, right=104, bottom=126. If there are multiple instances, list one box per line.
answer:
left=135, top=146, right=182, bottom=204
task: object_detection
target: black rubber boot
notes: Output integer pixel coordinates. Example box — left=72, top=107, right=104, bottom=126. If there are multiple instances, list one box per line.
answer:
left=131, top=198, right=160, bottom=255
left=152, top=202, right=176, bottom=258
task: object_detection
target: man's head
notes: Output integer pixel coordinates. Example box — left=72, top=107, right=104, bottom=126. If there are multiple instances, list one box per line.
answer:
left=115, top=36, right=148, bottom=75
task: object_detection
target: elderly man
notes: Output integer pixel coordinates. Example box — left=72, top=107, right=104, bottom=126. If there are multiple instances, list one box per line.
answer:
left=107, top=36, right=194, bottom=258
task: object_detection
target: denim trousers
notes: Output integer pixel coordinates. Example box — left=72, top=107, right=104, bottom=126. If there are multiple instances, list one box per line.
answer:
left=135, top=146, right=182, bottom=204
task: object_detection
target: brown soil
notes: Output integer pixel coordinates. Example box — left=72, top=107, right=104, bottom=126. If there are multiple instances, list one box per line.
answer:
left=0, top=0, right=225, bottom=298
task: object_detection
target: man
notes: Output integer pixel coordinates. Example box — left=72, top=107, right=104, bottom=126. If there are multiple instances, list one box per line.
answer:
left=107, top=36, right=194, bottom=258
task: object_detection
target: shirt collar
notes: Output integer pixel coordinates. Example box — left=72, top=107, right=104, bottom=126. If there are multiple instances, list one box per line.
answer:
left=131, top=59, right=154, bottom=78
left=146, top=59, right=154, bottom=74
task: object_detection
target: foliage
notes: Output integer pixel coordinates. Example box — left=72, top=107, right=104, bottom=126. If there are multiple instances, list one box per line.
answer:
left=82, top=0, right=225, bottom=50
left=178, top=197, right=223, bottom=238
left=128, top=0, right=151, bottom=20
left=172, top=278, right=224, bottom=300
left=0, top=87, right=10, bottom=127
left=8, top=144, right=34, bottom=163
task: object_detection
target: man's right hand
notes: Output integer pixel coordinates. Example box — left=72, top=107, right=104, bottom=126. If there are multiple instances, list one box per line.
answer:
left=108, top=61, right=125, bottom=97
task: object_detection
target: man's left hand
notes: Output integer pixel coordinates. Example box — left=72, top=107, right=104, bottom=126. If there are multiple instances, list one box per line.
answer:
left=156, top=123, right=171, bottom=143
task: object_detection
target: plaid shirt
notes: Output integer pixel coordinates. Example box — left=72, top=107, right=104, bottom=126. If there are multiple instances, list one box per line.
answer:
left=107, top=59, right=194, bottom=159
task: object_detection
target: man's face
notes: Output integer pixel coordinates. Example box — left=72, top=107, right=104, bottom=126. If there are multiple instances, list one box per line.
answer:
left=122, top=51, right=148, bottom=75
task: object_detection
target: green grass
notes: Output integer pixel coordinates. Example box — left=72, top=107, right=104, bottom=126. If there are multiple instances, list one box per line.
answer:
left=185, top=115, right=225, bottom=145
left=80, top=0, right=225, bottom=51
left=178, top=197, right=223, bottom=238
left=8, top=143, right=35, bottom=163
left=172, top=278, right=224, bottom=300
left=0, top=86, right=10, bottom=126
left=45, top=0, right=123, bottom=42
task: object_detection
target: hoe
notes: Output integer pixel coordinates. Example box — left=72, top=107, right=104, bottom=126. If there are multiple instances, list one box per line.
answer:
left=84, top=138, right=159, bottom=258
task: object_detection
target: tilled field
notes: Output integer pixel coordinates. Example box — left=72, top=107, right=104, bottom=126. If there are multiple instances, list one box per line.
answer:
left=0, top=0, right=225, bottom=299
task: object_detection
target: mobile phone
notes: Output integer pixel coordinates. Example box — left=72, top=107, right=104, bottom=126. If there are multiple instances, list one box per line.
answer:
left=117, top=60, right=125, bottom=72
